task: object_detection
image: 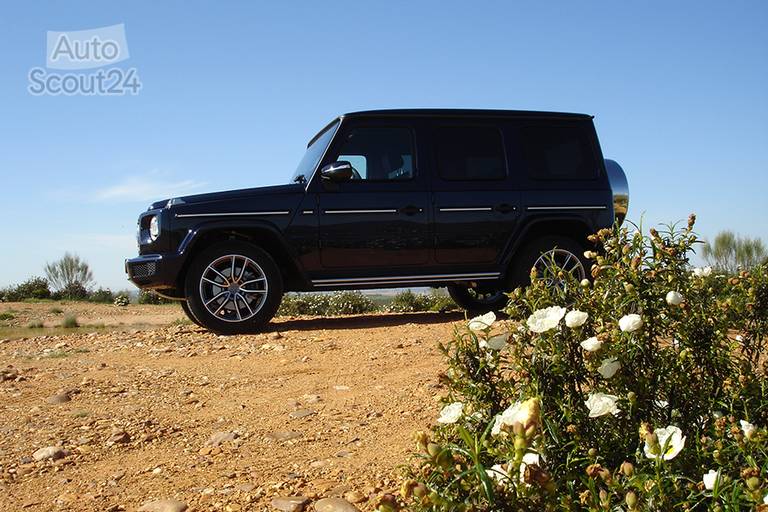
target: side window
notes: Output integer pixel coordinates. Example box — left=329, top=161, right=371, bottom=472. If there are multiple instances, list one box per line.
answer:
left=333, top=126, right=414, bottom=181
left=520, top=124, right=598, bottom=180
left=435, top=126, right=506, bottom=181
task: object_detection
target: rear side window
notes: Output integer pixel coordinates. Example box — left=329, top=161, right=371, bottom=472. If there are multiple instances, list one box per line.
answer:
left=520, top=124, right=598, bottom=180
left=435, top=126, right=506, bottom=181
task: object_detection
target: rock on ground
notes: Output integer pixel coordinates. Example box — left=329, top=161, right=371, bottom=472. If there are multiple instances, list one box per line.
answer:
left=137, top=499, right=188, bottom=512
left=314, top=497, right=362, bottom=512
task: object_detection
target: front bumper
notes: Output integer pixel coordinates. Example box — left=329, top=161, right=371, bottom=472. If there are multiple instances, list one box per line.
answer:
left=125, top=253, right=185, bottom=290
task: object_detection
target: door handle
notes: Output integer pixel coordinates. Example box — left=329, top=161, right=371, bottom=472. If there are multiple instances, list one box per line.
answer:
left=399, top=205, right=422, bottom=216
left=495, top=203, right=516, bottom=214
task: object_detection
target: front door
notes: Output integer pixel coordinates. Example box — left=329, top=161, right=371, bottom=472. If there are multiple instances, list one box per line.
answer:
left=315, top=123, right=430, bottom=269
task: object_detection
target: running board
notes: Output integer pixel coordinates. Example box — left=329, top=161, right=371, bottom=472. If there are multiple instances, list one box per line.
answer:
left=311, top=272, right=501, bottom=288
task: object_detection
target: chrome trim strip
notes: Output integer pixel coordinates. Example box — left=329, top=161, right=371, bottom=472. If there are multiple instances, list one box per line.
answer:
left=311, top=272, right=501, bottom=285
left=301, top=210, right=314, bottom=215
left=439, top=207, right=493, bottom=212
left=175, top=211, right=290, bottom=218
left=177, top=229, right=197, bottom=254
left=527, top=206, right=607, bottom=211
left=324, top=209, right=398, bottom=214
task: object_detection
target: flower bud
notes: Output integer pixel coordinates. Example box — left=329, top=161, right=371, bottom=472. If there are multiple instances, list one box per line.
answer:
left=588, top=448, right=597, bottom=458
left=747, top=477, right=761, bottom=491
left=414, top=431, right=429, bottom=452
left=646, top=433, right=660, bottom=455
left=627, top=391, right=637, bottom=404
left=625, top=491, right=638, bottom=509
left=580, top=278, right=590, bottom=287
left=413, top=483, right=427, bottom=498
left=620, top=461, right=635, bottom=477
left=426, top=442, right=441, bottom=458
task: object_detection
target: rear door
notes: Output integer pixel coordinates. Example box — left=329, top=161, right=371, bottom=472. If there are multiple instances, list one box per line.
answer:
left=429, top=122, right=521, bottom=265
left=315, top=120, right=430, bottom=269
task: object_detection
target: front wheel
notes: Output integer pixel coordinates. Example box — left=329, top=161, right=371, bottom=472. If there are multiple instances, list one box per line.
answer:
left=184, top=241, right=283, bottom=335
left=180, top=300, right=204, bottom=328
left=447, top=284, right=509, bottom=313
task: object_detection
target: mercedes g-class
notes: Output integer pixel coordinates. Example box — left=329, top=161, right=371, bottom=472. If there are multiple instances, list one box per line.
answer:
left=126, top=109, right=628, bottom=334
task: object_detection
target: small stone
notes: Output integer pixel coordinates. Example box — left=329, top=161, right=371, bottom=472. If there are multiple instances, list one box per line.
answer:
left=289, top=409, right=316, bottom=420
left=46, top=392, right=71, bottom=404
left=32, top=446, right=68, bottom=461
left=137, top=499, right=188, bottom=512
left=270, top=332, right=283, bottom=340
left=108, top=430, right=131, bottom=444
left=271, top=495, right=309, bottom=512
left=344, top=491, right=367, bottom=504
left=266, top=431, right=302, bottom=442
left=303, top=394, right=322, bottom=404
left=333, top=385, right=350, bottom=391
left=314, top=497, right=361, bottom=512
left=206, top=431, right=238, bottom=447
left=235, top=483, right=255, bottom=492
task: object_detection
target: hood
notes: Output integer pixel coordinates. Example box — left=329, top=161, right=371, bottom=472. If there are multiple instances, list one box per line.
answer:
left=151, top=183, right=304, bottom=209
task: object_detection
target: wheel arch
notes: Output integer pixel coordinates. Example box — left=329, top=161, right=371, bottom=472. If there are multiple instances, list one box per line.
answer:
left=502, top=217, right=595, bottom=271
left=176, top=222, right=306, bottom=293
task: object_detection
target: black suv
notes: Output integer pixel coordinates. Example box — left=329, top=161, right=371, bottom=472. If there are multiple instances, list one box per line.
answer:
left=126, top=109, right=628, bottom=334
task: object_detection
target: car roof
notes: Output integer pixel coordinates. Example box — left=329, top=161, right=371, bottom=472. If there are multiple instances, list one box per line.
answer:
left=341, top=108, right=592, bottom=120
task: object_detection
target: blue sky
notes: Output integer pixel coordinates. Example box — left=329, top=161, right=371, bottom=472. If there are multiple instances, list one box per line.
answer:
left=0, top=1, right=766, bottom=291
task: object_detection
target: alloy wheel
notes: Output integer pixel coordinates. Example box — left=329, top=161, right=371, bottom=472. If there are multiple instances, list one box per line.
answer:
left=198, top=254, right=268, bottom=323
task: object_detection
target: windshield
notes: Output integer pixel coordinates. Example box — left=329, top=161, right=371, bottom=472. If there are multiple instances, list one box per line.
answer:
left=290, top=120, right=340, bottom=183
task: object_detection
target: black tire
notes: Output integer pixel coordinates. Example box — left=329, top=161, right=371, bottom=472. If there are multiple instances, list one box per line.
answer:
left=447, top=284, right=510, bottom=313
left=510, top=235, right=589, bottom=289
left=184, top=241, right=283, bottom=335
left=180, top=300, right=204, bottom=328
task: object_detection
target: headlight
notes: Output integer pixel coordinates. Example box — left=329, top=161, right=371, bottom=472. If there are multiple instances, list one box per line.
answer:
left=149, top=215, right=160, bottom=241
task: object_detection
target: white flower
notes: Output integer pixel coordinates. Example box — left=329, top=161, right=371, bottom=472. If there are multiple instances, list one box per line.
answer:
left=740, top=419, right=757, bottom=439
left=491, top=398, right=540, bottom=435
left=692, top=266, right=712, bottom=278
left=565, top=310, right=589, bottom=328
left=584, top=250, right=597, bottom=259
left=597, top=357, right=621, bottom=379
left=764, top=493, right=768, bottom=505
left=619, top=314, right=643, bottom=333
left=468, top=312, right=496, bottom=331
left=703, top=469, right=719, bottom=490
left=527, top=306, right=566, bottom=333
left=486, top=463, right=510, bottom=483
left=485, top=333, right=509, bottom=351
left=665, top=291, right=683, bottom=306
left=644, top=425, right=686, bottom=460
left=736, top=334, right=744, bottom=342
left=580, top=336, right=602, bottom=352
left=519, top=452, right=541, bottom=482
left=437, top=402, right=463, bottom=424
left=585, top=392, right=620, bottom=418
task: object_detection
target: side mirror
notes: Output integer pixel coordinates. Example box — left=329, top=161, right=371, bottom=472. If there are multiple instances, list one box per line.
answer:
left=321, top=161, right=353, bottom=182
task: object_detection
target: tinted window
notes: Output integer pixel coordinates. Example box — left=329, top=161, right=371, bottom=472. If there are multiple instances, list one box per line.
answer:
left=436, top=126, right=506, bottom=181
left=520, top=124, right=598, bottom=180
left=332, top=127, right=414, bottom=181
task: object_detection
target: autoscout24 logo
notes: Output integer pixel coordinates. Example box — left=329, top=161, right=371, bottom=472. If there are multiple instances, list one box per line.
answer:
left=28, top=24, right=141, bottom=96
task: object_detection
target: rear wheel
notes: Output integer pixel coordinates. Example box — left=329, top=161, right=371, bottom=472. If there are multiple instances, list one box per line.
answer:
left=511, top=236, right=588, bottom=290
left=447, top=283, right=510, bottom=313
left=184, top=241, right=283, bottom=335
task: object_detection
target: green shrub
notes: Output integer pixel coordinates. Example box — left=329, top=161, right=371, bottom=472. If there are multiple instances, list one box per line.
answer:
left=278, top=291, right=378, bottom=316
left=49, top=307, right=63, bottom=314
left=15, top=277, right=51, bottom=300
left=402, top=216, right=768, bottom=511
left=137, top=290, right=173, bottom=305
left=27, top=320, right=44, bottom=328
left=0, top=312, right=14, bottom=321
left=386, top=290, right=458, bottom=313
left=51, top=282, right=89, bottom=300
left=88, top=287, right=114, bottom=303
left=61, top=315, right=79, bottom=328
left=113, top=294, right=130, bottom=307
left=0, top=277, right=51, bottom=302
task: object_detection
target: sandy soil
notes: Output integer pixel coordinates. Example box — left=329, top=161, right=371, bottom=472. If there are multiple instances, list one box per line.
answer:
left=0, top=302, right=462, bottom=511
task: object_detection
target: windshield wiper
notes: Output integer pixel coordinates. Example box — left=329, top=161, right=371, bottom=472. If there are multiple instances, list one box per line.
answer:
left=293, top=174, right=306, bottom=184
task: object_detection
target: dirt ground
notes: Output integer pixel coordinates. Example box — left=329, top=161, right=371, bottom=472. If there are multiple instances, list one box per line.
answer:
left=0, top=302, right=463, bottom=511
